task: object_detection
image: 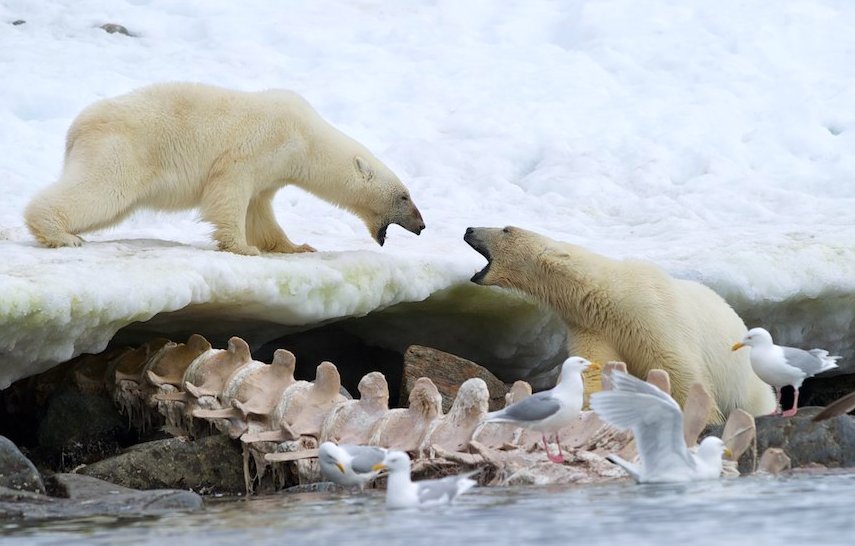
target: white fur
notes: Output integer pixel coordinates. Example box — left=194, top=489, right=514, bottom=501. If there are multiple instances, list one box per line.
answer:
left=466, top=226, right=776, bottom=422
left=25, top=82, right=424, bottom=254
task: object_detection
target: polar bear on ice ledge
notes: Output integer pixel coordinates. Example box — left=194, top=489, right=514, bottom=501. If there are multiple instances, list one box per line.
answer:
left=24, top=82, right=425, bottom=255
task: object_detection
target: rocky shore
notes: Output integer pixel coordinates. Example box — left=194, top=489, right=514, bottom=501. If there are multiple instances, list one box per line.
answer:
left=1, top=337, right=854, bottom=521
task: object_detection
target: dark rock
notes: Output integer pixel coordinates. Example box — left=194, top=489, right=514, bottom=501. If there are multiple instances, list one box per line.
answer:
left=0, top=474, right=202, bottom=521
left=281, top=481, right=347, bottom=494
left=401, top=345, right=509, bottom=412
left=78, top=434, right=245, bottom=495
left=711, top=407, right=855, bottom=473
left=51, top=473, right=202, bottom=511
left=100, top=23, right=133, bottom=36
left=37, top=389, right=124, bottom=469
left=753, top=407, right=855, bottom=468
left=0, top=435, right=45, bottom=494
left=799, top=373, right=855, bottom=410
left=12, top=19, right=25, bottom=25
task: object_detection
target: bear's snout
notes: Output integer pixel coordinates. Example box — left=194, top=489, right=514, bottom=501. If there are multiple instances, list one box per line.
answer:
left=464, top=227, right=493, bottom=285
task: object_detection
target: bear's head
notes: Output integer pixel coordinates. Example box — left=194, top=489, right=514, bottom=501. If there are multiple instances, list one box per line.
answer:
left=464, top=226, right=560, bottom=289
left=353, top=156, right=425, bottom=246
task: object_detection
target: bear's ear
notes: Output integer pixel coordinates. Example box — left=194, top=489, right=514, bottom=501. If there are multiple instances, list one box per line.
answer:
left=354, top=156, right=375, bottom=181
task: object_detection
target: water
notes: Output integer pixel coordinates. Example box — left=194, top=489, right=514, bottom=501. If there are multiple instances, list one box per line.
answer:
left=2, top=472, right=853, bottom=546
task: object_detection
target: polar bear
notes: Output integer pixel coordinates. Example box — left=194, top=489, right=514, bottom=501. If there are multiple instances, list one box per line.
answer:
left=464, top=226, right=775, bottom=423
left=24, top=82, right=425, bottom=255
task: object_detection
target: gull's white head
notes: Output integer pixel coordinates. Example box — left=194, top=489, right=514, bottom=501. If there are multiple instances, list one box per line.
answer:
left=318, top=441, right=347, bottom=474
left=697, top=436, right=732, bottom=463
left=559, top=356, right=596, bottom=380
left=373, top=450, right=411, bottom=474
left=732, top=327, right=774, bottom=351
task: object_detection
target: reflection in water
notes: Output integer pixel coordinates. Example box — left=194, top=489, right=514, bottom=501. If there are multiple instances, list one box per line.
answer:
left=3, top=472, right=853, bottom=546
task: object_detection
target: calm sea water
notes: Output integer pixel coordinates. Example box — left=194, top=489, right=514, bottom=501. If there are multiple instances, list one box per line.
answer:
left=2, top=471, right=852, bottom=546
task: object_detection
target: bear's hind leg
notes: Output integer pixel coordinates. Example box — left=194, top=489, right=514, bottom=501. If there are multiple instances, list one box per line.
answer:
left=246, top=190, right=315, bottom=254
left=25, top=159, right=139, bottom=248
left=200, top=178, right=261, bottom=256
left=25, top=197, right=86, bottom=248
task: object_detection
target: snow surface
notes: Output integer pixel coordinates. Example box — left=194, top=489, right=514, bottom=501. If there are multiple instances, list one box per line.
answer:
left=2, top=0, right=855, bottom=388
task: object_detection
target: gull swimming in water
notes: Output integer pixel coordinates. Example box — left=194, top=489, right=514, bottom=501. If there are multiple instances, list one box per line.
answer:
left=372, top=450, right=478, bottom=508
left=481, top=356, right=593, bottom=463
left=732, top=327, right=840, bottom=417
left=589, top=370, right=731, bottom=483
left=318, top=442, right=387, bottom=490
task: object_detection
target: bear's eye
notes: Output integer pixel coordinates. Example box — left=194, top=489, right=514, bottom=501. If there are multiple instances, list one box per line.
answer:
left=400, top=195, right=409, bottom=202
left=502, top=227, right=510, bottom=234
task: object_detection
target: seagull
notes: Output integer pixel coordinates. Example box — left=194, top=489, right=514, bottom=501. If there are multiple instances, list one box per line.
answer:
left=732, top=327, right=840, bottom=417
left=318, top=442, right=387, bottom=490
left=481, top=356, right=593, bottom=463
left=372, top=450, right=478, bottom=509
left=589, top=370, right=732, bottom=483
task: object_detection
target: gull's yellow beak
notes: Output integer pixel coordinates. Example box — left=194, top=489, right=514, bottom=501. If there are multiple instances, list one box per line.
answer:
left=731, top=342, right=745, bottom=352
left=371, top=463, right=386, bottom=472
left=723, top=447, right=733, bottom=459
left=335, top=462, right=346, bottom=474
left=587, top=360, right=602, bottom=372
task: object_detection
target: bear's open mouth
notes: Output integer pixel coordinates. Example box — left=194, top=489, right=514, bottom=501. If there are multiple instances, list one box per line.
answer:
left=375, top=225, right=388, bottom=246
left=463, top=230, right=492, bottom=284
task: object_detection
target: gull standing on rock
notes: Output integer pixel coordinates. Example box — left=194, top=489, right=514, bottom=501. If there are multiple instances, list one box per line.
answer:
left=589, top=370, right=732, bottom=483
left=318, top=442, right=387, bottom=490
left=372, top=450, right=478, bottom=509
left=732, top=327, right=840, bottom=417
left=481, top=356, right=594, bottom=463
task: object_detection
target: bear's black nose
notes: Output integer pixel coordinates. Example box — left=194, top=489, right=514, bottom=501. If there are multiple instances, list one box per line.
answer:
left=465, top=227, right=474, bottom=236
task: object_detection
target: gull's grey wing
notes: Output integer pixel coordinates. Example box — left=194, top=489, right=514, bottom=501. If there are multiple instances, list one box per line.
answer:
left=606, top=454, right=641, bottom=482
left=416, top=471, right=477, bottom=504
left=486, top=391, right=560, bottom=423
left=589, top=371, right=693, bottom=478
left=343, top=445, right=386, bottom=474
left=782, top=347, right=836, bottom=376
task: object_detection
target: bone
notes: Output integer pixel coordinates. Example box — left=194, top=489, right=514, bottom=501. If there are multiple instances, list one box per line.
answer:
left=422, top=377, right=490, bottom=455
left=646, top=369, right=671, bottom=396
left=601, top=361, right=628, bottom=390
left=472, top=380, right=534, bottom=449
left=721, top=408, right=756, bottom=462
left=241, top=363, right=344, bottom=493
left=108, top=338, right=172, bottom=429
left=232, top=349, right=297, bottom=421
left=269, top=361, right=346, bottom=438
left=758, top=447, right=791, bottom=475
left=154, top=336, right=253, bottom=435
left=506, top=380, right=532, bottom=405
left=369, top=377, right=443, bottom=451
left=145, top=334, right=211, bottom=389
left=320, top=371, right=389, bottom=444
left=110, top=337, right=172, bottom=387
left=203, top=349, right=299, bottom=439
left=73, top=347, right=132, bottom=396
left=683, top=382, right=714, bottom=447
left=194, top=357, right=267, bottom=437
left=183, top=337, right=253, bottom=399
left=144, top=335, right=213, bottom=428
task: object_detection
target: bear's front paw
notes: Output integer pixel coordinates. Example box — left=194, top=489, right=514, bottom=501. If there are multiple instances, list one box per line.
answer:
left=266, top=242, right=316, bottom=254
left=39, top=233, right=85, bottom=248
left=293, top=243, right=316, bottom=253
left=219, top=243, right=261, bottom=256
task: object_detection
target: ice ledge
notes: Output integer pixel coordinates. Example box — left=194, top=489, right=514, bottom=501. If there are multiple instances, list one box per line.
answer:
left=2, top=238, right=854, bottom=390
left=0, top=239, right=469, bottom=389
